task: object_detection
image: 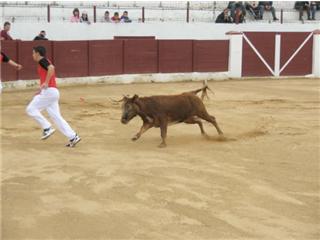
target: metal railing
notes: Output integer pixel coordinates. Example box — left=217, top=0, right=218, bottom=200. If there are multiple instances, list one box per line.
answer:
left=0, top=1, right=318, bottom=24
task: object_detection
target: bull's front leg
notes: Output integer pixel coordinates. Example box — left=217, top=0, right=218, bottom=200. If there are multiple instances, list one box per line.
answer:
left=132, top=122, right=153, bottom=141
left=158, top=119, right=168, bottom=148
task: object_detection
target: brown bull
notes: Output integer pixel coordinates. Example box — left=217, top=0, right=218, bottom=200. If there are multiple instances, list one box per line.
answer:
left=119, top=84, right=223, bottom=147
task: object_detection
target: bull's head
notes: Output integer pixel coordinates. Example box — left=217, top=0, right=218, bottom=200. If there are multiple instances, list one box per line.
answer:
left=120, top=94, right=140, bottom=124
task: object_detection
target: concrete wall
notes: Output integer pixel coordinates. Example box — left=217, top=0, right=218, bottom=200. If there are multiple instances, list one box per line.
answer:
left=6, top=22, right=320, bottom=41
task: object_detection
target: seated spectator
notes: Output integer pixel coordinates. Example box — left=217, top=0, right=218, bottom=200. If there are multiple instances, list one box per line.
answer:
left=1, top=22, right=13, bottom=40
left=111, top=12, right=121, bottom=23
left=235, top=7, right=246, bottom=23
left=33, top=30, right=48, bottom=40
left=228, top=1, right=246, bottom=20
left=70, top=8, right=80, bottom=22
left=102, top=10, right=111, bottom=22
left=121, top=11, right=132, bottom=23
left=80, top=11, right=91, bottom=24
left=215, top=8, right=233, bottom=23
left=309, top=1, right=318, bottom=20
left=258, top=1, right=278, bottom=21
left=295, top=1, right=311, bottom=20
left=245, top=1, right=261, bottom=19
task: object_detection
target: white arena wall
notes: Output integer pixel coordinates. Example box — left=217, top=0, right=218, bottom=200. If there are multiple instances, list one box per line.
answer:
left=7, top=22, right=320, bottom=41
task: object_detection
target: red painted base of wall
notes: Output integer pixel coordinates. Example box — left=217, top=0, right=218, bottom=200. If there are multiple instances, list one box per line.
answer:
left=1, top=39, right=229, bottom=82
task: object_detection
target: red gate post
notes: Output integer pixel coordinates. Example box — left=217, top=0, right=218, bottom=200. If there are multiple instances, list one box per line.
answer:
left=47, top=4, right=50, bottom=23
left=186, top=1, right=190, bottom=23
left=142, top=7, right=145, bottom=22
left=93, top=5, right=96, bottom=23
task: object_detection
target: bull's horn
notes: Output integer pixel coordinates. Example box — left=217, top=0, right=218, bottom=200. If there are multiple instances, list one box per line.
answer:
left=207, top=86, right=215, bottom=95
left=109, top=97, right=125, bottom=103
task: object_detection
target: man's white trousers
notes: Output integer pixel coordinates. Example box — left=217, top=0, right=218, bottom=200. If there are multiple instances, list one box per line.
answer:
left=26, top=87, right=76, bottom=140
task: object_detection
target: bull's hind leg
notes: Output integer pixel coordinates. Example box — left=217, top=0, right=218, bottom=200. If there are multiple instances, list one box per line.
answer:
left=184, top=116, right=207, bottom=135
left=198, top=112, right=223, bottom=135
left=132, top=122, right=153, bottom=141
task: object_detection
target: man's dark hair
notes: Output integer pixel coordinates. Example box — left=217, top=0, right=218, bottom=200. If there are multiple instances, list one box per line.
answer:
left=105, top=11, right=109, bottom=14
left=114, top=12, right=119, bottom=16
left=40, top=30, right=46, bottom=34
left=4, top=21, right=10, bottom=27
left=124, top=11, right=128, bottom=14
left=33, top=46, right=46, bottom=57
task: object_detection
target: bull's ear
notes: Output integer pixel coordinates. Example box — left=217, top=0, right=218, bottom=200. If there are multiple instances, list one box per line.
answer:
left=132, top=94, right=139, bottom=102
left=122, top=95, right=129, bottom=101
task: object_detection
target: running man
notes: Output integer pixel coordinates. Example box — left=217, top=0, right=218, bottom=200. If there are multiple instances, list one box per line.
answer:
left=0, top=51, right=23, bottom=93
left=26, top=46, right=81, bottom=147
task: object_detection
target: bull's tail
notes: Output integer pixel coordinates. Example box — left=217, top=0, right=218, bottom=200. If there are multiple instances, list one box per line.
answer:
left=188, top=81, right=214, bottom=100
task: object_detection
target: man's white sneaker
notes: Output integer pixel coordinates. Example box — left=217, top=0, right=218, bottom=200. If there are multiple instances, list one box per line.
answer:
left=41, top=127, right=56, bottom=140
left=66, top=134, right=81, bottom=147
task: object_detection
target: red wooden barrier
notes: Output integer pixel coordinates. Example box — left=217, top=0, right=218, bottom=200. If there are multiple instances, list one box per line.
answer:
left=1, top=40, right=18, bottom=81
left=124, top=39, right=158, bottom=74
left=280, top=32, right=312, bottom=76
left=1, top=39, right=230, bottom=81
left=89, top=40, right=123, bottom=76
left=18, top=40, right=53, bottom=80
left=242, top=32, right=276, bottom=76
left=53, top=41, right=89, bottom=78
left=193, top=40, right=229, bottom=72
left=158, top=40, right=193, bottom=73
left=242, top=32, right=313, bottom=77
left=114, top=36, right=155, bottom=40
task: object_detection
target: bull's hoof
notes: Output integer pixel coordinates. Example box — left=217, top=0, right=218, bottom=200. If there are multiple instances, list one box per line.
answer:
left=218, top=135, right=227, bottom=141
left=158, top=143, right=167, bottom=148
left=131, top=136, right=139, bottom=141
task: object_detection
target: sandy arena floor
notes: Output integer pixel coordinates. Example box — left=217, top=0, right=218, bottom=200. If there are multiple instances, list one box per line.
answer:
left=1, top=79, right=319, bottom=239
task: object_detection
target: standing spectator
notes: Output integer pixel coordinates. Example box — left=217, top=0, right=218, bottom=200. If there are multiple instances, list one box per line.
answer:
left=102, top=10, right=111, bottom=22
left=295, top=2, right=311, bottom=20
left=245, top=1, right=261, bottom=19
left=111, top=12, right=121, bottom=23
left=33, top=30, right=48, bottom=41
left=215, top=8, right=233, bottom=23
left=80, top=11, right=91, bottom=24
left=121, top=11, right=132, bottom=23
left=258, top=1, right=279, bottom=21
left=309, top=1, right=318, bottom=20
left=70, top=8, right=80, bottom=22
left=1, top=22, right=13, bottom=40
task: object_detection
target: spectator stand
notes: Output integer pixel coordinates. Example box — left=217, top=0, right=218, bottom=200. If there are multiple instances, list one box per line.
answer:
left=0, top=1, right=319, bottom=24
